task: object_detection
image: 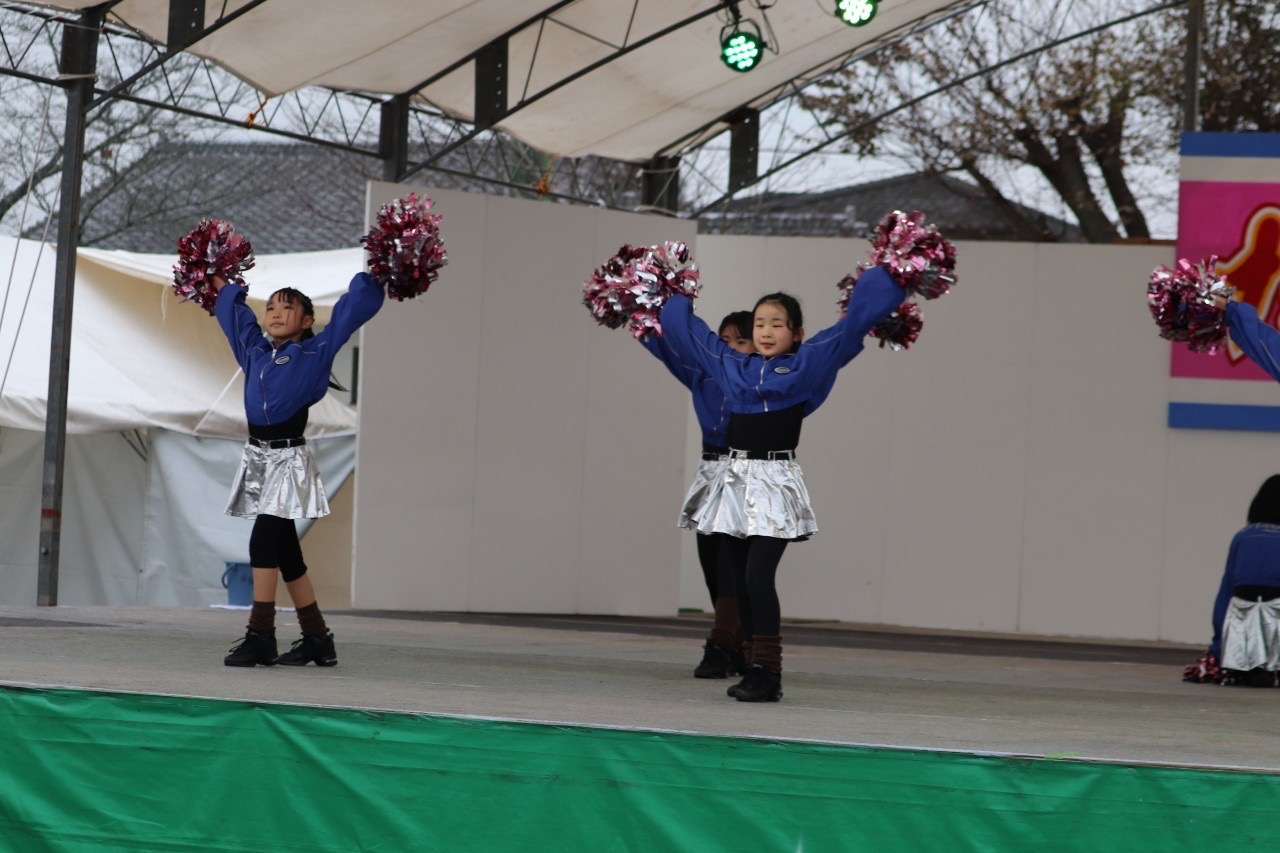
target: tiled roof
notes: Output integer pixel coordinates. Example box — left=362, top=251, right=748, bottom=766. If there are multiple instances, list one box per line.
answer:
left=699, top=171, right=1084, bottom=242
left=32, top=141, right=613, bottom=253
left=36, top=144, right=1081, bottom=251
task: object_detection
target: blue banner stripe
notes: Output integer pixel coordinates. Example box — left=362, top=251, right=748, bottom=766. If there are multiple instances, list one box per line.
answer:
left=1169, top=402, right=1280, bottom=431
left=1180, top=132, right=1280, bottom=159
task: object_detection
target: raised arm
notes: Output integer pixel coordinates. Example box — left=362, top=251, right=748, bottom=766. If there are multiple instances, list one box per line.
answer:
left=1225, top=301, right=1280, bottom=382
left=639, top=331, right=704, bottom=391
left=802, top=266, right=904, bottom=369
left=658, top=294, right=744, bottom=394
left=313, top=272, right=386, bottom=353
left=214, top=281, right=267, bottom=371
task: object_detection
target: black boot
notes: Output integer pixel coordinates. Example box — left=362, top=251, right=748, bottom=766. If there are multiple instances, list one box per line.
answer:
left=727, top=640, right=753, bottom=697
left=276, top=632, right=338, bottom=667
left=694, top=642, right=735, bottom=678
left=728, top=644, right=747, bottom=676
left=734, top=663, right=782, bottom=702
left=224, top=629, right=278, bottom=667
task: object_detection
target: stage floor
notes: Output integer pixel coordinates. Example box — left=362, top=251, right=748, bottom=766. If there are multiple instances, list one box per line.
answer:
left=0, top=605, right=1270, bottom=772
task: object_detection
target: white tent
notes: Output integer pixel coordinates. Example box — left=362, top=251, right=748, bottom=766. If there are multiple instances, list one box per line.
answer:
left=0, top=236, right=365, bottom=606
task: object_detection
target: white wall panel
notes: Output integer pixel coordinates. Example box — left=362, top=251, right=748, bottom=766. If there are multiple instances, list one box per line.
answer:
left=1018, top=244, right=1173, bottom=639
left=575, top=209, right=695, bottom=614
left=354, top=184, right=690, bottom=614
left=353, top=190, right=1274, bottom=647
left=353, top=186, right=487, bottom=609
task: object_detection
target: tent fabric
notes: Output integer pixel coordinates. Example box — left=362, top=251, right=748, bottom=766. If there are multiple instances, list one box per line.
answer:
left=28, top=0, right=971, bottom=161
left=0, top=427, right=355, bottom=606
left=0, top=236, right=361, bottom=438
left=0, top=236, right=361, bottom=606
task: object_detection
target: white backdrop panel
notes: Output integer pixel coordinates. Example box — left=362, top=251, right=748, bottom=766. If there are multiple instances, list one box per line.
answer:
left=354, top=184, right=693, bottom=613
left=349, top=194, right=1273, bottom=647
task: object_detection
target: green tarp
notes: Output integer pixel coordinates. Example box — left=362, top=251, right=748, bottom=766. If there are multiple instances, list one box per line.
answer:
left=0, top=685, right=1270, bottom=851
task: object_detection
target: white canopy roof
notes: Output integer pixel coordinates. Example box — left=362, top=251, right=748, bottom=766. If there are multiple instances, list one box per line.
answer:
left=0, top=236, right=362, bottom=437
left=33, top=0, right=969, bottom=161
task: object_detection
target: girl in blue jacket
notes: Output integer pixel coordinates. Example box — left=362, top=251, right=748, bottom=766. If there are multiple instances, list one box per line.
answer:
left=642, top=311, right=754, bottom=679
left=658, top=267, right=903, bottom=701
left=214, top=272, right=384, bottom=668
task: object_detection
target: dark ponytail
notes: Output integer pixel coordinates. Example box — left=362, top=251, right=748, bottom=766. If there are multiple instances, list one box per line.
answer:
left=1248, top=474, right=1280, bottom=525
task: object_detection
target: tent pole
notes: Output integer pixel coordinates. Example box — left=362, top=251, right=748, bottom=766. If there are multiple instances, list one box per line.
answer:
left=38, top=5, right=106, bottom=606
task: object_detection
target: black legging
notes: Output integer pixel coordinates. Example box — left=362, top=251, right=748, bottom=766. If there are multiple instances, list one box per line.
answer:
left=720, top=535, right=789, bottom=639
left=695, top=532, right=735, bottom=604
left=248, top=514, right=308, bottom=582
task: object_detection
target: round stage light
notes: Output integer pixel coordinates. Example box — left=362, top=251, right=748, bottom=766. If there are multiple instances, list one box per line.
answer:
left=721, top=29, right=763, bottom=72
left=836, top=0, right=878, bottom=27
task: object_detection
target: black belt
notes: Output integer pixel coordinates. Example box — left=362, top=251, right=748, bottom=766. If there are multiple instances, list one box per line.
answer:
left=249, top=436, right=306, bottom=449
left=728, top=448, right=796, bottom=461
left=701, top=451, right=727, bottom=461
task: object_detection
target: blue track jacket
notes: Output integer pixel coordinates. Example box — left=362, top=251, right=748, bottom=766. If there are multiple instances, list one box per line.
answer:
left=657, top=266, right=903, bottom=415
left=1209, top=523, right=1280, bottom=658
left=216, top=273, right=385, bottom=427
left=640, top=333, right=731, bottom=449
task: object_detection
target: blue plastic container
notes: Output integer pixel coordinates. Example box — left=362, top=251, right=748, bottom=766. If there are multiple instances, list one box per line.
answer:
left=221, top=561, right=253, bottom=606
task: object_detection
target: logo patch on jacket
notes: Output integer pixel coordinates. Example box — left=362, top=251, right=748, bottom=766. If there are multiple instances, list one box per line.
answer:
left=773, top=366, right=791, bottom=374
left=275, top=355, right=291, bottom=365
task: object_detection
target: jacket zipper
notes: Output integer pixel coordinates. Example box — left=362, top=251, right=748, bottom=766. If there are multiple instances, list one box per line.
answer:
left=259, top=349, right=272, bottom=424
left=758, top=358, right=769, bottom=412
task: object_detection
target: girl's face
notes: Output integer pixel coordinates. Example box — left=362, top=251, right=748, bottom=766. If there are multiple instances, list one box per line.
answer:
left=265, top=292, right=314, bottom=344
left=753, top=301, right=801, bottom=356
left=719, top=326, right=755, bottom=354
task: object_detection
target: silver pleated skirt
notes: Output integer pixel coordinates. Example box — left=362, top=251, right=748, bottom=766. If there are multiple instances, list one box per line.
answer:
left=225, top=440, right=330, bottom=520
left=690, top=450, right=817, bottom=540
left=678, top=455, right=729, bottom=530
left=1221, top=596, right=1280, bottom=672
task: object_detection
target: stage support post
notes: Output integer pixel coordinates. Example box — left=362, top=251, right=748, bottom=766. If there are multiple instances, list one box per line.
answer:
left=38, top=4, right=106, bottom=606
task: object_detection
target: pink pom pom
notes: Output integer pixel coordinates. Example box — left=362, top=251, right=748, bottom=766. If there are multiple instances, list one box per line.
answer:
left=1147, top=257, right=1232, bottom=354
left=172, top=219, right=255, bottom=315
left=583, top=242, right=700, bottom=340
left=836, top=274, right=923, bottom=351
left=361, top=194, right=448, bottom=301
left=1182, top=652, right=1224, bottom=684
left=861, top=210, right=956, bottom=300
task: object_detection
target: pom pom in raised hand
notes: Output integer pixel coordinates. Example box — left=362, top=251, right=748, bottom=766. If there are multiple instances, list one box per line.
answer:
left=837, top=274, right=923, bottom=351
left=870, top=302, right=923, bottom=351
left=172, top=219, right=255, bottom=315
left=1147, top=257, right=1232, bottom=354
left=861, top=209, right=956, bottom=300
left=583, top=242, right=700, bottom=339
left=361, top=194, right=447, bottom=301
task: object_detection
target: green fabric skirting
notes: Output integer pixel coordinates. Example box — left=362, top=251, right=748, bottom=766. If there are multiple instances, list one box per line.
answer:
left=0, top=684, right=1270, bottom=852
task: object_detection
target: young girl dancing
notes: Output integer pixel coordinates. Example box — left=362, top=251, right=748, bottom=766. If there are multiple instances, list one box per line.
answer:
left=216, top=272, right=385, bottom=667
left=641, top=310, right=754, bottom=678
left=658, top=268, right=903, bottom=701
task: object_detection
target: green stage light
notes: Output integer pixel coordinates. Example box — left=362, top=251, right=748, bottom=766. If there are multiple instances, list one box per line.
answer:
left=836, top=0, right=878, bottom=27
left=721, top=28, right=763, bottom=72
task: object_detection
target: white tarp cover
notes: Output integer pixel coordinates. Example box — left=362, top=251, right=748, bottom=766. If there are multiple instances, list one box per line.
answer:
left=0, top=236, right=361, bottom=605
left=0, top=236, right=362, bottom=437
left=27, top=0, right=971, bottom=161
